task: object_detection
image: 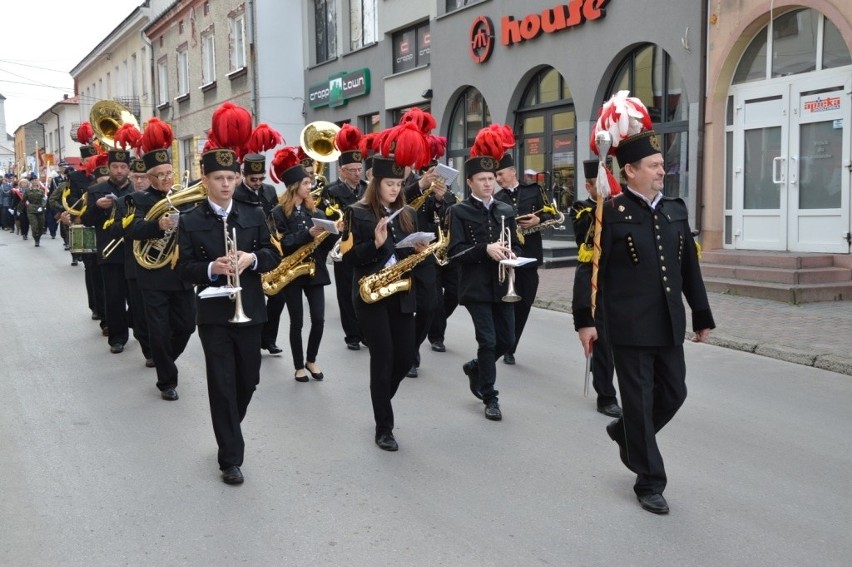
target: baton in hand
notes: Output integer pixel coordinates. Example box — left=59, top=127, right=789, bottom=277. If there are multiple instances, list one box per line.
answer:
left=584, top=351, right=591, bottom=398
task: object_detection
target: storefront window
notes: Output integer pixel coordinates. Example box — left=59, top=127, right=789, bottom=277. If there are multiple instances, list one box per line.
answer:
left=392, top=21, right=430, bottom=74
left=606, top=44, right=689, bottom=198
left=823, top=18, right=852, bottom=69
left=733, top=28, right=767, bottom=84
left=447, top=88, right=491, bottom=193
left=314, top=0, right=337, bottom=64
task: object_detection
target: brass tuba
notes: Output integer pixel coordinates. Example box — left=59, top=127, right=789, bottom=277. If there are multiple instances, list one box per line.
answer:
left=89, top=100, right=140, bottom=149
left=300, top=121, right=341, bottom=163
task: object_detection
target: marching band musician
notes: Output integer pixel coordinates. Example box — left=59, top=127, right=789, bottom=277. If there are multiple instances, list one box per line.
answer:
left=448, top=127, right=522, bottom=422
left=323, top=125, right=367, bottom=351
left=570, top=159, right=622, bottom=419
left=122, top=158, right=153, bottom=369
left=129, top=122, right=197, bottom=401
left=81, top=148, right=133, bottom=354
left=493, top=128, right=554, bottom=366
left=269, top=148, right=339, bottom=382
left=176, top=146, right=280, bottom=485
left=342, top=124, right=426, bottom=451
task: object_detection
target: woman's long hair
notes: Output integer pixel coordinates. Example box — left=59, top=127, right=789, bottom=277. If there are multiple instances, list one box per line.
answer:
left=278, top=179, right=316, bottom=218
left=359, top=176, right=414, bottom=232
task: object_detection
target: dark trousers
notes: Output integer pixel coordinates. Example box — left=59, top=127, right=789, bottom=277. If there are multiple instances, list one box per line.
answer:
left=59, top=221, right=70, bottom=246
left=334, top=260, right=361, bottom=344
left=413, top=263, right=437, bottom=355
left=101, top=263, right=129, bottom=346
left=507, top=267, right=539, bottom=356
left=197, top=323, right=263, bottom=470
left=610, top=345, right=687, bottom=496
left=355, top=294, right=415, bottom=435
left=283, top=283, right=325, bottom=369
left=26, top=212, right=45, bottom=242
left=592, top=306, right=618, bottom=407
left=127, top=278, right=151, bottom=359
left=82, top=254, right=105, bottom=318
left=0, top=206, right=12, bottom=229
left=261, top=291, right=287, bottom=348
left=142, top=288, right=197, bottom=390
left=45, top=206, right=58, bottom=238
left=464, top=301, right=515, bottom=403
left=428, top=263, right=460, bottom=343
left=17, top=213, right=29, bottom=237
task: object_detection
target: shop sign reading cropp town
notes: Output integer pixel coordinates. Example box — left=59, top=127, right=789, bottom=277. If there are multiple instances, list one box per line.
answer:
left=470, top=0, right=610, bottom=63
left=308, top=69, right=372, bottom=109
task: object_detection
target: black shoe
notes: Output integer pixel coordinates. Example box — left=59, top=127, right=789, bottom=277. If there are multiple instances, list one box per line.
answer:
left=64, top=244, right=70, bottom=250
left=346, top=341, right=361, bottom=351
left=406, top=365, right=418, bottom=378
left=637, top=493, right=669, bottom=515
left=606, top=419, right=630, bottom=468
left=430, top=340, right=446, bottom=352
left=306, top=363, right=324, bottom=381
left=375, top=432, right=398, bottom=451
left=503, top=353, right=515, bottom=365
left=484, top=400, right=502, bottom=421
left=71, top=260, right=78, bottom=266
left=221, top=465, right=244, bottom=485
left=294, top=370, right=309, bottom=383
left=462, top=360, right=482, bottom=400
left=110, top=343, right=124, bottom=354
left=91, top=313, right=102, bottom=321
left=264, top=344, right=283, bottom=355
left=34, top=241, right=40, bottom=247
left=597, top=403, right=623, bottom=418
left=145, top=358, right=156, bottom=368
left=161, top=388, right=179, bottom=401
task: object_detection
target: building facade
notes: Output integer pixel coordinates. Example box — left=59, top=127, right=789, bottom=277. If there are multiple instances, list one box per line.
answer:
left=36, top=96, right=81, bottom=167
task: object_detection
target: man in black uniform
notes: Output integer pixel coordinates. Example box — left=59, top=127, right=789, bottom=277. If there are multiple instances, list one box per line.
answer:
left=494, top=154, right=553, bottom=365
left=448, top=145, right=521, bottom=421
left=123, top=158, right=153, bottom=368
left=81, top=149, right=133, bottom=353
left=176, top=148, right=280, bottom=485
left=571, top=159, right=622, bottom=419
left=130, top=147, right=197, bottom=401
left=573, top=129, right=715, bottom=515
left=323, top=145, right=366, bottom=350
left=236, top=153, right=284, bottom=355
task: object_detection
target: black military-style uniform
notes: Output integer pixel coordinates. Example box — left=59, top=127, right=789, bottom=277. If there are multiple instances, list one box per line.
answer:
left=324, top=178, right=367, bottom=347
left=121, top=193, right=151, bottom=363
left=494, top=182, right=552, bottom=358
left=81, top=179, right=132, bottom=348
left=572, top=189, right=715, bottom=497
left=448, top=196, right=521, bottom=404
left=346, top=202, right=417, bottom=438
left=234, top=181, right=278, bottom=219
left=271, top=204, right=338, bottom=371
left=176, top=199, right=280, bottom=472
left=129, top=188, right=197, bottom=392
left=571, top=197, right=618, bottom=409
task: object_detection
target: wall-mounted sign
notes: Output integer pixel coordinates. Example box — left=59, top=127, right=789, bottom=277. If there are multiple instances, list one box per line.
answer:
left=471, top=0, right=610, bottom=63
left=308, top=68, right=371, bottom=109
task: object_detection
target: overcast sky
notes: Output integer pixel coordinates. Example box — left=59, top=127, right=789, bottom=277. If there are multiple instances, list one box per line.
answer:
left=0, top=0, right=143, bottom=133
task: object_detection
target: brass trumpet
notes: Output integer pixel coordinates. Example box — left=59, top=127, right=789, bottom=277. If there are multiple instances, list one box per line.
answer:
left=223, top=220, right=251, bottom=323
left=498, top=215, right=521, bottom=303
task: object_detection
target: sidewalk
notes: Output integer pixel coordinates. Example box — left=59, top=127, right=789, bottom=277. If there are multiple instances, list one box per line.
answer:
left=536, top=266, right=852, bottom=376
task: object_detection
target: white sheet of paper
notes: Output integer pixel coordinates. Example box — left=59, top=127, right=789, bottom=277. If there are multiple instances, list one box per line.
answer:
left=434, top=163, right=459, bottom=186
left=198, top=285, right=240, bottom=299
left=311, top=217, right=339, bottom=234
left=385, top=207, right=404, bottom=223
left=500, top=257, right=537, bottom=268
left=395, top=231, right=436, bottom=248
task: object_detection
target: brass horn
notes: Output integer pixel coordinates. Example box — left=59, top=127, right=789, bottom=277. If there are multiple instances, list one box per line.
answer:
left=89, top=100, right=140, bottom=149
left=299, top=121, right=342, bottom=163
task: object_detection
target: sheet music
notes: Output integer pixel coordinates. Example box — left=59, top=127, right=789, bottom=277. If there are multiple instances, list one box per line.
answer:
left=434, top=163, right=459, bottom=186
left=311, top=217, right=339, bottom=234
left=395, top=231, right=435, bottom=248
left=499, top=257, right=536, bottom=268
left=198, top=285, right=240, bottom=299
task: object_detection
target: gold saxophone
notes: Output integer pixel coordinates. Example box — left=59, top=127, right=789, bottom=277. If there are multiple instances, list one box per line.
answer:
left=261, top=230, right=333, bottom=296
left=358, top=228, right=448, bottom=304
left=518, top=199, right=566, bottom=235
left=408, top=183, right=435, bottom=211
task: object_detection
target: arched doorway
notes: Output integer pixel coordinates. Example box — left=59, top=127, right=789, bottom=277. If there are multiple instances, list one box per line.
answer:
left=725, top=8, right=852, bottom=252
left=446, top=87, right=491, bottom=195
left=516, top=67, right=575, bottom=239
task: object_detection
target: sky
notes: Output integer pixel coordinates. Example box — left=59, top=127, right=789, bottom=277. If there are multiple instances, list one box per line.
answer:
left=0, top=0, right=143, bottom=134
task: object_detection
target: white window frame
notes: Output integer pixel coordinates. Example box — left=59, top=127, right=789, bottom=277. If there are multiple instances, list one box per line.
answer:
left=201, top=32, right=216, bottom=86
left=157, top=59, right=169, bottom=106
left=177, top=48, right=190, bottom=97
left=350, top=0, right=377, bottom=51
left=229, top=14, right=246, bottom=71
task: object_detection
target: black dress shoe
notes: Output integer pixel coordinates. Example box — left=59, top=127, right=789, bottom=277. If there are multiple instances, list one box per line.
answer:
left=346, top=341, right=361, bottom=351
left=406, top=365, right=418, bottom=378
left=145, top=358, right=156, bottom=368
left=606, top=419, right=630, bottom=468
left=91, top=313, right=102, bottom=321
left=637, top=493, right=669, bottom=515
left=71, top=260, right=78, bottom=266
left=375, top=432, right=398, bottom=451
left=503, top=353, right=516, bottom=365
left=110, top=343, right=124, bottom=354
left=430, top=340, right=446, bottom=352
left=462, top=360, right=482, bottom=400
left=264, top=344, right=283, bottom=354
left=161, top=388, right=179, bottom=401
left=306, top=363, right=324, bottom=381
left=221, top=465, right=244, bottom=485
left=294, top=370, right=309, bottom=383
left=597, top=403, right=623, bottom=418
left=484, top=400, right=502, bottom=421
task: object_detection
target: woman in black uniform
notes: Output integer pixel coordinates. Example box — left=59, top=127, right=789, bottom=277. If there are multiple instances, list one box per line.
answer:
left=270, top=148, right=339, bottom=382
left=344, top=151, right=422, bottom=452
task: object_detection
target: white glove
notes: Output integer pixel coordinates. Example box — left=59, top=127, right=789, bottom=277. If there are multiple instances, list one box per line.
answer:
left=37, top=207, right=43, bottom=213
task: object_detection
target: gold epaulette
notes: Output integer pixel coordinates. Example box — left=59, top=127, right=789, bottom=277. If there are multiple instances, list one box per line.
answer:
left=574, top=206, right=592, bottom=221
left=577, top=243, right=594, bottom=263
left=339, top=208, right=354, bottom=255
left=695, top=241, right=702, bottom=260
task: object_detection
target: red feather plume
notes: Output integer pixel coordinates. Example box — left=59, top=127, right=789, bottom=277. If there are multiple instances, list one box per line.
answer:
left=141, top=118, right=174, bottom=154
left=487, top=123, right=515, bottom=149
left=399, top=107, right=437, bottom=135
left=379, top=123, right=430, bottom=170
left=210, top=102, right=253, bottom=152
left=295, top=146, right=311, bottom=164
left=334, top=124, right=363, bottom=153
left=470, top=129, right=505, bottom=160
left=428, top=135, right=447, bottom=160
left=76, top=122, right=95, bottom=145
left=84, top=151, right=108, bottom=176
left=247, top=123, right=283, bottom=154
left=269, top=146, right=301, bottom=185
left=359, top=132, right=380, bottom=157
left=113, top=123, right=143, bottom=154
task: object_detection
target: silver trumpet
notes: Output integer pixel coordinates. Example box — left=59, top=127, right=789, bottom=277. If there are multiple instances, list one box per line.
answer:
left=498, top=214, right=522, bottom=303
left=222, top=220, right=252, bottom=323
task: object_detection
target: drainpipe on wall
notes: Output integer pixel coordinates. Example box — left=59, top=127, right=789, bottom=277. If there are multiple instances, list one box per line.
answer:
left=141, top=28, right=154, bottom=118
left=695, top=0, right=709, bottom=234
left=247, top=0, right=259, bottom=117
left=49, top=109, right=62, bottom=161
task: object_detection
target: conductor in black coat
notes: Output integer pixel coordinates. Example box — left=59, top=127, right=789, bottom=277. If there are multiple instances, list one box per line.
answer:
left=572, top=131, right=715, bottom=515
left=176, top=148, right=281, bottom=485
left=494, top=155, right=553, bottom=365
left=448, top=153, right=521, bottom=422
